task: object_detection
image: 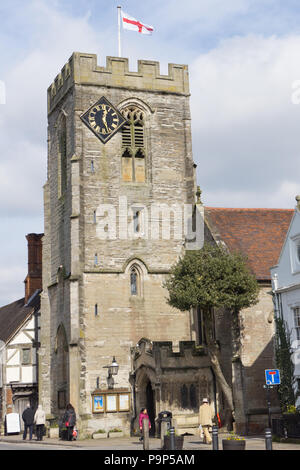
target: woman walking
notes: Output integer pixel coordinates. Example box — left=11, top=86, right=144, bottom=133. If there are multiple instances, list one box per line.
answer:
left=63, top=403, right=76, bottom=441
left=34, top=405, right=46, bottom=441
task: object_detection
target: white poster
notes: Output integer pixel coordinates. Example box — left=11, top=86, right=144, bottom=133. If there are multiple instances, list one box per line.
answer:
left=6, top=413, right=21, bottom=434
left=106, top=395, right=117, bottom=412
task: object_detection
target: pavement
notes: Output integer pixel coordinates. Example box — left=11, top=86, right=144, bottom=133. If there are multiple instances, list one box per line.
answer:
left=1, top=432, right=300, bottom=451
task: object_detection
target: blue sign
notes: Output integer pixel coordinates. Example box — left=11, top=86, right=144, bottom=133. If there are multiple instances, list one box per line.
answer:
left=265, top=369, right=281, bottom=386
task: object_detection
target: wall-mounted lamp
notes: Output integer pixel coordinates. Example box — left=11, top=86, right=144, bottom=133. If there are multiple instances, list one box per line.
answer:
left=103, top=356, right=119, bottom=389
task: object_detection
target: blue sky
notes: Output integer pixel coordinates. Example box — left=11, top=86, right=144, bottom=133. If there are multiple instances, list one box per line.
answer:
left=1, top=0, right=300, bottom=306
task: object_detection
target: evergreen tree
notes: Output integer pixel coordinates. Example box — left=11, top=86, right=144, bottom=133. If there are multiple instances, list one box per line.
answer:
left=274, top=315, right=295, bottom=411
left=164, top=243, right=260, bottom=422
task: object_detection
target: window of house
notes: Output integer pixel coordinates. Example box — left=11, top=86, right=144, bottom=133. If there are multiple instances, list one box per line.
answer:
left=121, top=106, right=146, bottom=183
left=22, top=348, right=31, bottom=365
left=297, top=244, right=300, bottom=263
left=294, top=307, right=300, bottom=340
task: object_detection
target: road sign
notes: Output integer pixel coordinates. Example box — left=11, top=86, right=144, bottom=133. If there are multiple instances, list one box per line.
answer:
left=265, top=369, right=281, bottom=386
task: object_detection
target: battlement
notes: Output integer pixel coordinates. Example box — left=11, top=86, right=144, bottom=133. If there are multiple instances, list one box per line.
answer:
left=132, top=338, right=207, bottom=368
left=47, top=52, right=190, bottom=114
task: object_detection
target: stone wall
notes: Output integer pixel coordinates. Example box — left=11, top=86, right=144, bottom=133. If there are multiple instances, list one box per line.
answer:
left=41, top=52, right=197, bottom=434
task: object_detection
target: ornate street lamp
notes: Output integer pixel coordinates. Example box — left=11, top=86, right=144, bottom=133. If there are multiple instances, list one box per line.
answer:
left=103, top=356, right=119, bottom=389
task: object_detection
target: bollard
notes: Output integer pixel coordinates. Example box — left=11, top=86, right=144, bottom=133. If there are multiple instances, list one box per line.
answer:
left=265, top=427, right=272, bottom=450
left=212, top=425, right=219, bottom=450
left=161, top=420, right=168, bottom=449
left=169, top=426, right=176, bottom=450
left=143, top=418, right=149, bottom=451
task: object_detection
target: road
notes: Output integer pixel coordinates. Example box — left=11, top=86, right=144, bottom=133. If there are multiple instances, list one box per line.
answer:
left=0, top=441, right=72, bottom=451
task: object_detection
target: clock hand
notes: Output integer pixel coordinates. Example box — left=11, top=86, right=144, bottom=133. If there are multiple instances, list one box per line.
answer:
left=102, top=108, right=109, bottom=133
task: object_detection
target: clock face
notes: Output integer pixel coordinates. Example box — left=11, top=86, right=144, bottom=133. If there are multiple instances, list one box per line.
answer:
left=80, top=96, right=126, bottom=144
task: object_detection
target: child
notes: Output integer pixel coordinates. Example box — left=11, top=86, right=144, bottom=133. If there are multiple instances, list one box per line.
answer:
left=139, top=408, right=151, bottom=441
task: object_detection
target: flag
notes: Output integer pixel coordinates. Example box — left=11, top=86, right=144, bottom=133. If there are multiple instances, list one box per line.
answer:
left=121, top=10, right=154, bottom=35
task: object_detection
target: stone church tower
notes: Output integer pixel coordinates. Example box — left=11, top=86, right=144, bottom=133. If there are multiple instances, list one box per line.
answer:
left=40, top=52, right=201, bottom=434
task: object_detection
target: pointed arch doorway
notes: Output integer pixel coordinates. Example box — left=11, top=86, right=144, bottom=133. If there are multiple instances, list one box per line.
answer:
left=146, top=381, right=156, bottom=437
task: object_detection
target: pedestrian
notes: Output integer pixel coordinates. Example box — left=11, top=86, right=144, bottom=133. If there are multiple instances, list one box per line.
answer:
left=34, top=404, right=46, bottom=441
left=22, top=403, right=34, bottom=441
left=62, top=403, right=76, bottom=441
left=139, top=407, right=151, bottom=441
left=199, top=398, right=213, bottom=444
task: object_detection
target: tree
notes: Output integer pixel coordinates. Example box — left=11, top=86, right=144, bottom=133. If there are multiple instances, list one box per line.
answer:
left=274, top=315, right=295, bottom=411
left=164, top=243, right=260, bottom=424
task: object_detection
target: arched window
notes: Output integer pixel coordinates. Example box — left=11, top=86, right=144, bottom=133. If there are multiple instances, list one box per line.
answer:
left=130, top=267, right=138, bottom=296
left=181, top=384, right=189, bottom=409
left=121, top=106, right=146, bottom=183
left=55, top=324, right=69, bottom=406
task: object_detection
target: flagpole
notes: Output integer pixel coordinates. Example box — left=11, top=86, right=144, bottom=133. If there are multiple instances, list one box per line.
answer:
left=117, top=6, right=122, bottom=57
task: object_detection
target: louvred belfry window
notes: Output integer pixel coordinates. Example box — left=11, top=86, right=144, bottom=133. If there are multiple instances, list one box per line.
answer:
left=121, top=106, right=146, bottom=183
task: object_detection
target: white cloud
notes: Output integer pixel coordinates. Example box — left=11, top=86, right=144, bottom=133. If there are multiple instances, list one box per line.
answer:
left=1, top=1, right=300, bottom=306
left=0, top=266, right=27, bottom=305
left=0, top=0, right=105, bottom=305
left=190, top=34, right=300, bottom=207
left=203, top=179, right=300, bottom=209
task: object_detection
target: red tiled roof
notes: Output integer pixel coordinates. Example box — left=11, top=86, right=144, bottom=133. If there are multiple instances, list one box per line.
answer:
left=204, top=207, right=294, bottom=281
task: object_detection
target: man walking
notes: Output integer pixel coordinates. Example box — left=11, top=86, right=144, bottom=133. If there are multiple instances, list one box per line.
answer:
left=199, top=398, right=213, bottom=444
left=22, top=403, right=34, bottom=441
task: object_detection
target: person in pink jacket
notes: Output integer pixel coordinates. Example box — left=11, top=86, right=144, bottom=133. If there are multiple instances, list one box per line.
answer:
left=139, top=408, right=151, bottom=441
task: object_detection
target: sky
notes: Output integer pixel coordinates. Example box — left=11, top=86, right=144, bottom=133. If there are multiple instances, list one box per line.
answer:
left=1, top=0, right=300, bottom=306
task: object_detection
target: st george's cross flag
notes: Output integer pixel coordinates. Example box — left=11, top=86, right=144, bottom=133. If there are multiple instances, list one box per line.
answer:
left=121, top=10, right=154, bottom=35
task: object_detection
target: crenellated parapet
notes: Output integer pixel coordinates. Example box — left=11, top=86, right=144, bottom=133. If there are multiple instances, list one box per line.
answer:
left=132, top=338, right=208, bottom=373
left=47, top=52, right=190, bottom=114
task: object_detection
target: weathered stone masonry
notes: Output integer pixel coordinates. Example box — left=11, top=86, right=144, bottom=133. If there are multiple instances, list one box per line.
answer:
left=40, top=53, right=200, bottom=435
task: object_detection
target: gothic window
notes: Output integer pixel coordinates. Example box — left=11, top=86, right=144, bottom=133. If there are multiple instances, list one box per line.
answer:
left=55, top=324, right=69, bottom=393
left=121, top=106, right=146, bottom=183
left=190, top=384, right=198, bottom=409
left=130, top=268, right=138, bottom=296
left=181, top=384, right=189, bottom=409
left=58, top=115, right=67, bottom=196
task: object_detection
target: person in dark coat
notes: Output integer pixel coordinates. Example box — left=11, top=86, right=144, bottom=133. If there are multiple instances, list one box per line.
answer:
left=22, top=403, right=34, bottom=441
left=62, top=403, right=76, bottom=441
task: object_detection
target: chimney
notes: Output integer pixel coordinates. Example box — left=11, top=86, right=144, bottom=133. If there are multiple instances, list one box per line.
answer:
left=24, top=233, right=43, bottom=303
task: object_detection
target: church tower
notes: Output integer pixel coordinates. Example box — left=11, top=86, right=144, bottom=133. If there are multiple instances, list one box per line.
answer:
left=40, top=53, right=199, bottom=434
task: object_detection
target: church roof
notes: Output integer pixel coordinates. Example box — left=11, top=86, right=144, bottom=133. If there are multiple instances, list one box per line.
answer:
left=0, top=290, right=40, bottom=344
left=204, top=207, right=294, bottom=281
